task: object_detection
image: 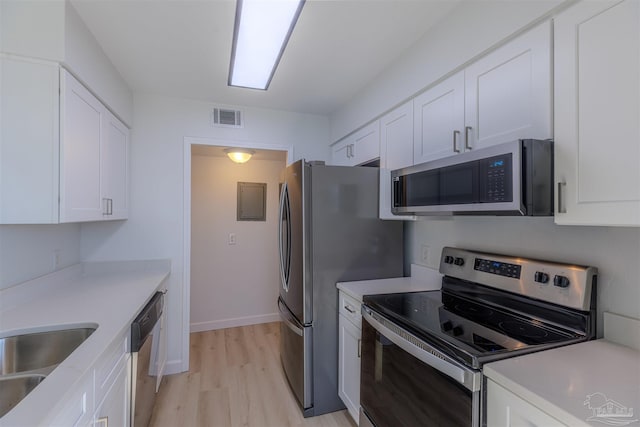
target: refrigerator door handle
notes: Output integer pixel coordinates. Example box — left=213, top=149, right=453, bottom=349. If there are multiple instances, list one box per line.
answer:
left=278, top=182, right=291, bottom=292
left=278, top=298, right=303, bottom=336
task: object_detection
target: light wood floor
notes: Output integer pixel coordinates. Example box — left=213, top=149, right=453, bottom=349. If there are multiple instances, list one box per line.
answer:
left=149, top=322, right=356, bottom=427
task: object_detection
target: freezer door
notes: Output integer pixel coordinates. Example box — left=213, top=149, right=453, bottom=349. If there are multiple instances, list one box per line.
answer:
left=278, top=160, right=307, bottom=323
left=278, top=297, right=312, bottom=411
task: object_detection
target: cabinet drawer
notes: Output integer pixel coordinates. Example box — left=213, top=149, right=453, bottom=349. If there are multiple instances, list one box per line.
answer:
left=94, top=333, right=129, bottom=407
left=339, top=292, right=361, bottom=328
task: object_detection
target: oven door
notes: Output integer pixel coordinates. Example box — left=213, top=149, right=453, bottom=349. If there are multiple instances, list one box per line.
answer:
left=360, top=308, right=482, bottom=427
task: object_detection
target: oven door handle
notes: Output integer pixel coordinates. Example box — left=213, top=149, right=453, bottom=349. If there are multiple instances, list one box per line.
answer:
left=363, top=308, right=481, bottom=392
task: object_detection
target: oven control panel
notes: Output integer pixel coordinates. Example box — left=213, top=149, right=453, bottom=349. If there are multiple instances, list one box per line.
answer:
left=439, top=247, right=598, bottom=311
left=473, top=258, right=521, bottom=279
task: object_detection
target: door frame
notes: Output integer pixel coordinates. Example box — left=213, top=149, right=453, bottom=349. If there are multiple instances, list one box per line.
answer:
left=181, top=136, right=293, bottom=371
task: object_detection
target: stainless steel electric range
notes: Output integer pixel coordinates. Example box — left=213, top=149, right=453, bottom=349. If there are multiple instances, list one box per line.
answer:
left=359, top=247, right=598, bottom=427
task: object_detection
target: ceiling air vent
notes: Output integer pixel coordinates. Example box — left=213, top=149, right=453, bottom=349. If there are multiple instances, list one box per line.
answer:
left=212, top=108, right=243, bottom=128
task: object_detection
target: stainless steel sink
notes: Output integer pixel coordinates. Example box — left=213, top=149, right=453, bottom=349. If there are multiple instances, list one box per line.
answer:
left=0, top=326, right=96, bottom=418
left=0, top=327, right=95, bottom=375
left=0, top=375, right=46, bottom=418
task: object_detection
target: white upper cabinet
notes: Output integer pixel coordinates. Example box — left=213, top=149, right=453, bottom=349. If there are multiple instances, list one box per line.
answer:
left=103, top=110, right=129, bottom=220
left=554, top=0, right=640, bottom=226
left=331, top=121, right=380, bottom=167
left=464, top=21, right=552, bottom=150
left=413, top=71, right=465, bottom=163
left=60, top=69, right=104, bottom=222
left=381, top=101, right=414, bottom=171
left=379, top=101, right=415, bottom=220
left=0, top=61, right=129, bottom=224
left=412, top=21, right=552, bottom=164
left=0, top=55, right=60, bottom=224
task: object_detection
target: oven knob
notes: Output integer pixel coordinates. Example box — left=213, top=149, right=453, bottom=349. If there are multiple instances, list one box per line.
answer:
left=453, top=326, right=464, bottom=336
left=534, top=271, right=549, bottom=284
left=454, top=257, right=465, bottom=266
left=444, top=256, right=455, bottom=264
left=553, top=275, right=570, bottom=288
left=442, top=321, right=453, bottom=331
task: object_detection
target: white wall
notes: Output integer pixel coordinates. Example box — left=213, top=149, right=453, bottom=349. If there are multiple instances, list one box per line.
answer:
left=0, top=0, right=133, bottom=125
left=80, top=93, right=330, bottom=373
left=407, top=218, right=640, bottom=333
left=64, top=2, right=133, bottom=126
left=190, top=155, right=284, bottom=332
left=330, top=0, right=567, bottom=142
left=0, top=224, right=81, bottom=290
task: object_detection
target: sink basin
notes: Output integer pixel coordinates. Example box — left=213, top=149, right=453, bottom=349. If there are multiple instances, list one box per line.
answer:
left=0, top=327, right=96, bottom=375
left=0, top=375, right=46, bottom=417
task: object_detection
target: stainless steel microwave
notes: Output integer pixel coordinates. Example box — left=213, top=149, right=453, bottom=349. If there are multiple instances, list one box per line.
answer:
left=391, top=139, right=553, bottom=216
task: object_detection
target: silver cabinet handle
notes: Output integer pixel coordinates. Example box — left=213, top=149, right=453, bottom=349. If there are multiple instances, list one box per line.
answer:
left=344, top=304, right=356, bottom=314
left=358, top=339, right=361, bottom=358
left=464, top=126, right=472, bottom=150
left=108, top=198, right=113, bottom=215
left=558, top=181, right=567, bottom=213
left=102, top=198, right=109, bottom=215
left=453, top=130, right=461, bottom=153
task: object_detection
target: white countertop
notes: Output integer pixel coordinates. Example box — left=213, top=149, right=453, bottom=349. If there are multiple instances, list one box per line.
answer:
left=0, top=260, right=170, bottom=427
left=484, top=339, right=640, bottom=426
left=336, top=263, right=442, bottom=301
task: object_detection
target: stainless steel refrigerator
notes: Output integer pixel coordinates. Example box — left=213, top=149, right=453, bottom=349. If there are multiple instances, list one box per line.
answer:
left=277, top=160, right=403, bottom=417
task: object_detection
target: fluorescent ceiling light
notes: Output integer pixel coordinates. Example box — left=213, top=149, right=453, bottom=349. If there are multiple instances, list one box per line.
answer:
left=229, top=0, right=305, bottom=90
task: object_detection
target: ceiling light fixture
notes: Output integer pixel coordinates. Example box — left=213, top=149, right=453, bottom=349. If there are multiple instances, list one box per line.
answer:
left=225, top=148, right=255, bottom=164
left=228, top=0, right=305, bottom=90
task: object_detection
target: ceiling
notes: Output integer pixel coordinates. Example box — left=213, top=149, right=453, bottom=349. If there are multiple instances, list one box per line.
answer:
left=71, top=0, right=459, bottom=116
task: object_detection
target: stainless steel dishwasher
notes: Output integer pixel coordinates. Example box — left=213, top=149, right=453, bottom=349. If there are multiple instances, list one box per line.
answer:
left=131, top=291, right=164, bottom=427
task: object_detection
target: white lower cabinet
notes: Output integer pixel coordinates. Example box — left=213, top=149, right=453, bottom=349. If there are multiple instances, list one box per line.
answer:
left=50, top=371, right=94, bottom=427
left=338, top=291, right=362, bottom=424
left=486, top=379, right=567, bottom=427
left=51, top=331, right=131, bottom=427
left=554, top=0, right=640, bottom=226
left=92, top=357, right=130, bottom=427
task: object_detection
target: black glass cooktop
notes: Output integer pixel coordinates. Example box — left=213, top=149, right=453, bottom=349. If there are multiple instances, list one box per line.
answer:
left=363, top=283, right=585, bottom=367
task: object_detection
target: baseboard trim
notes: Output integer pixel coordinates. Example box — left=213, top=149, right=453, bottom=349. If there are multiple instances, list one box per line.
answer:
left=190, top=312, right=280, bottom=333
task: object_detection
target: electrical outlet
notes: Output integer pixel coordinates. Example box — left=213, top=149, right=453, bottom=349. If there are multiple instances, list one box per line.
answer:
left=421, top=244, right=430, bottom=265
left=228, top=233, right=236, bottom=245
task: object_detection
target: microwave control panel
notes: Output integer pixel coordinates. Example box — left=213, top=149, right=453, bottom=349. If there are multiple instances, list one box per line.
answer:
left=482, top=154, right=512, bottom=203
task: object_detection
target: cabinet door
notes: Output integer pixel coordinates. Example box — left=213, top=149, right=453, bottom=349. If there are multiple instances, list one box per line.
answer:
left=93, top=358, right=130, bottom=427
left=554, top=0, right=640, bottom=226
left=0, top=56, right=59, bottom=224
left=379, top=102, right=415, bottom=220
left=381, top=101, right=413, bottom=171
left=338, top=313, right=361, bottom=425
left=486, top=379, right=566, bottom=427
left=413, top=71, right=465, bottom=163
left=464, top=21, right=552, bottom=150
left=60, top=70, right=104, bottom=222
left=102, top=111, right=129, bottom=220
left=330, top=139, right=353, bottom=166
left=351, top=121, right=380, bottom=166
